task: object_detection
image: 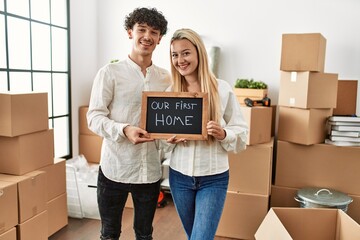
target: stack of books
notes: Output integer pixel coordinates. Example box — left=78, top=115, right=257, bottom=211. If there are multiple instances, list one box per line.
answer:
left=326, top=115, right=360, bottom=146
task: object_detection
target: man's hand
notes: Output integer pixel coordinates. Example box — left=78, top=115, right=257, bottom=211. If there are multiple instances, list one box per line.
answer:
left=123, top=125, right=154, bottom=144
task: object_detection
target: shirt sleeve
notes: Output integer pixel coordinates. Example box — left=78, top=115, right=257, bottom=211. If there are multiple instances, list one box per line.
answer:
left=218, top=80, right=249, bottom=153
left=87, top=65, right=129, bottom=142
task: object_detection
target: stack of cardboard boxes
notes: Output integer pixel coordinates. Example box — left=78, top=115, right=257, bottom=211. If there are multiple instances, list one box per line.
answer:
left=271, top=33, right=360, bottom=228
left=0, top=92, right=67, bottom=239
left=79, top=106, right=103, bottom=164
left=215, top=100, right=273, bottom=238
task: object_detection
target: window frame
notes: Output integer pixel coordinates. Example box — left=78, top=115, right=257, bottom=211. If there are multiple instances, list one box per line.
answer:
left=0, top=0, right=72, bottom=159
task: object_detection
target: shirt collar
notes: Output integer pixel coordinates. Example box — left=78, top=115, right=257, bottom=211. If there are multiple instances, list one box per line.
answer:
left=126, top=56, right=154, bottom=72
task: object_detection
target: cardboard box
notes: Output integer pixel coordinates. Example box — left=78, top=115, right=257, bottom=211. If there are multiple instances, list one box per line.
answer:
left=0, top=170, right=47, bottom=223
left=348, top=194, right=360, bottom=225
left=280, top=33, right=326, bottom=72
left=275, top=140, right=360, bottom=195
left=0, top=181, right=18, bottom=234
left=270, top=185, right=298, bottom=209
left=216, top=191, right=269, bottom=240
left=240, top=106, right=272, bottom=145
left=228, top=139, right=273, bottom=195
left=270, top=185, right=360, bottom=225
left=47, top=193, right=68, bottom=237
left=333, top=80, right=358, bottom=115
left=39, top=158, right=66, bottom=201
left=234, top=88, right=268, bottom=106
left=277, top=106, right=332, bottom=145
left=255, top=207, right=360, bottom=239
left=0, top=227, right=16, bottom=240
left=79, top=134, right=102, bottom=163
left=17, top=210, right=48, bottom=240
left=0, top=129, right=54, bottom=175
left=271, top=105, right=277, bottom=137
left=79, top=106, right=96, bottom=135
left=0, top=92, right=48, bottom=137
left=278, top=71, right=338, bottom=108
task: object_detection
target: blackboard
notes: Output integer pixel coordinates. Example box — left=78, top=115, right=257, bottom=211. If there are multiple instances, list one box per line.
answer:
left=140, top=92, right=209, bottom=140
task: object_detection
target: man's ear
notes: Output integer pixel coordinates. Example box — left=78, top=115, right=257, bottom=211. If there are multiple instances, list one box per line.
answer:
left=127, top=29, right=133, bottom=39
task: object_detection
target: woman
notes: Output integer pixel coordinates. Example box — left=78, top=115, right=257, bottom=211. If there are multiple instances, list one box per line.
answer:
left=163, top=28, right=249, bottom=240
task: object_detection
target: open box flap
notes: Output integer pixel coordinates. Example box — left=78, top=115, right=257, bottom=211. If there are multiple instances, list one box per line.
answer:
left=337, top=210, right=360, bottom=239
left=255, top=208, right=292, bottom=239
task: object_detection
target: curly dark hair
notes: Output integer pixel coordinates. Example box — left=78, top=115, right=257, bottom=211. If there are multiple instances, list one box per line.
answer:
left=124, top=7, right=168, bottom=36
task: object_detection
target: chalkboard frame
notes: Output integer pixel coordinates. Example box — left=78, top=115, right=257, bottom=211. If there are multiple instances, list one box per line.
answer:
left=140, top=91, right=209, bottom=140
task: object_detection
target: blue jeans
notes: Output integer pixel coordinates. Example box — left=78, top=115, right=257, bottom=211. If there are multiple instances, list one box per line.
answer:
left=169, top=168, right=229, bottom=240
left=97, top=167, right=160, bottom=240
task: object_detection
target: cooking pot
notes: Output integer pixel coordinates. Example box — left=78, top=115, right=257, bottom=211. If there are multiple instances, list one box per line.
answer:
left=294, top=187, right=353, bottom=212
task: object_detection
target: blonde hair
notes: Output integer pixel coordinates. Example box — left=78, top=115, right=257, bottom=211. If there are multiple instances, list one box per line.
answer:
left=170, top=28, right=221, bottom=130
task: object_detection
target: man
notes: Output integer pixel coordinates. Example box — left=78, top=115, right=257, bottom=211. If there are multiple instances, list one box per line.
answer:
left=87, top=7, right=170, bottom=240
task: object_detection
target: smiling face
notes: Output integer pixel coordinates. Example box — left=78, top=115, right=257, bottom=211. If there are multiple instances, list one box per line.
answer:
left=128, top=23, right=162, bottom=58
left=171, top=39, right=199, bottom=80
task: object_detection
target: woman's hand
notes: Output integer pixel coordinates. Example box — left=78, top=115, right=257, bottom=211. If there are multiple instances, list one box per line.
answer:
left=207, top=121, right=226, bottom=140
left=166, top=135, right=187, bottom=144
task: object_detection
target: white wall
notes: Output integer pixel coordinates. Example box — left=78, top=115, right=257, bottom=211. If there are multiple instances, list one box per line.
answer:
left=70, top=0, right=98, bottom=156
left=70, top=0, right=360, bottom=155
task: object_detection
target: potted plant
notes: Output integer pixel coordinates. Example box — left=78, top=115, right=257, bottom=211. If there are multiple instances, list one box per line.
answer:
left=233, top=78, right=268, bottom=105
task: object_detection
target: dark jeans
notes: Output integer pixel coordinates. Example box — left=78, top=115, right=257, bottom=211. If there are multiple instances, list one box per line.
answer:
left=97, top=167, right=160, bottom=240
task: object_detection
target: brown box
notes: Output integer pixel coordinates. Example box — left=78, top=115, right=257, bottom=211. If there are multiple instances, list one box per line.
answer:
left=333, top=80, right=358, bottom=115
left=228, top=139, right=273, bottom=195
left=79, top=134, right=102, bottom=163
left=275, top=140, right=360, bottom=195
left=271, top=105, right=277, bottom=137
left=216, top=191, right=269, bottom=240
left=0, top=92, right=48, bottom=137
left=47, top=193, right=68, bottom=237
left=39, top=158, right=66, bottom=201
left=280, top=33, right=326, bottom=72
left=270, top=185, right=360, bottom=225
left=278, top=71, right=338, bottom=108
left=79, top=106, right=96, bottom=135
left=270, top=185, right=298, bottom=209
left=277, top=106, right=332, bottom=145
left=240, top=106, right=272, bottom=145
left=18, top=210, right=48, bottom=240
left=255, top=208, right=360, bottom=240
left=0, top=171, right=47, bottom=223
left=0, top=181, right=18, bottom=234
left=348, top=194, right=360, bottom=225
left=125, top=193, right=134, bottom=209
left=0, top=129, right=54, bottom=175
left=0, top=227, right=16, bottom=240
left=234, top=88, right=268, bottom=106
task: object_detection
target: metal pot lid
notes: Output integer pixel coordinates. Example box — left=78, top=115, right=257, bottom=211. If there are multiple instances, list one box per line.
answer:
left=297, top=188, right=353, bottom=206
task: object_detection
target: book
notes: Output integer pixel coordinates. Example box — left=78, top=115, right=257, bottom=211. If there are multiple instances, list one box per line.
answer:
left=325, top=139, right=360, bottom=147
left=332, top=125, right=360, bottom=131
left=328, top=121, right=360, bottom=126
left=330, top=130, right=360, bottom=137
left=328, top=115, right=360, bottom=123
left=329, top=135, right=360, bottom=143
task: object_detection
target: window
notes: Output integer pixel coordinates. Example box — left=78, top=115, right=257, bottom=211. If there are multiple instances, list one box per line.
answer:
left=0, top=0, right=72, bottom=159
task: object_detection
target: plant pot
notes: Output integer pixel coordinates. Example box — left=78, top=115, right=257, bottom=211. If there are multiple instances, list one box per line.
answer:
left=294, top=187, right=353, bottom=212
